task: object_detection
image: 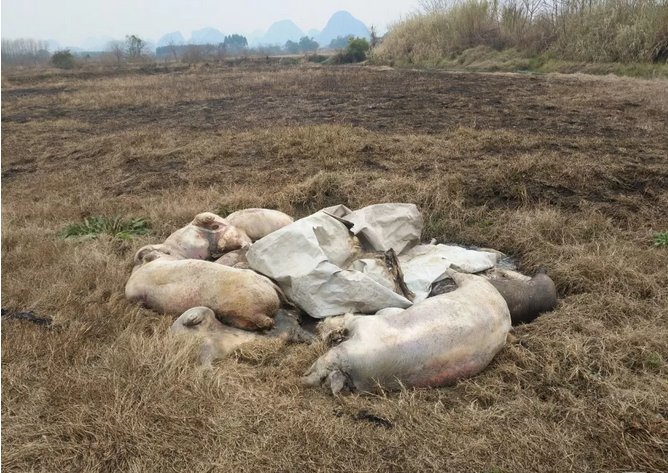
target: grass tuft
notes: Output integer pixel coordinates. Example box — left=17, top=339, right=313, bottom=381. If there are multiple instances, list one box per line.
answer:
left=652, top=231, right=668, bottom=247
left=59, top=216, right=150, bottom=240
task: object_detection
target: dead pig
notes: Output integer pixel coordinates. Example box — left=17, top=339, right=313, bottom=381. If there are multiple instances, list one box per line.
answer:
left=126, top=248, right=280, bottom=330
left=225, top=208, right=294, bottom=241
left=162, top=212, right=251, bottom=260
left=170, top=306, right=314, bottom=365
left=303, top=271, right=511, bottom=394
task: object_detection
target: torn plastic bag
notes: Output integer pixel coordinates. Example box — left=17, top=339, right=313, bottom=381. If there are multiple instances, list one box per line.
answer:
left=323, top=203, right=423, bottom=254
left=399, top=244, right=498, bottom=303
left=247, top=209, right=413, bottom=318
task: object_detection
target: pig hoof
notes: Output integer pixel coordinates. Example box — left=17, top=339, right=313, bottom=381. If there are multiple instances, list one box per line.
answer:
left=328, top=370, right=352, bottom=395
left=317, top=315, right=349, bottom=345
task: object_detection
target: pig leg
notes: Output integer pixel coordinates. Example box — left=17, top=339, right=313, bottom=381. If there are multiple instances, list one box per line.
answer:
left=171, top=306, right=217, bottom=334
left=302, top=348, right=342, bottom=386
left=317, top=313, right=356, bottom=345
left=303, top=348, right=353, bottom=395
left=327, top=370, right=352, bottom=395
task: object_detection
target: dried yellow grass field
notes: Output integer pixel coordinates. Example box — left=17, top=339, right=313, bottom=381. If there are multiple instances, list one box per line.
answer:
left=2, top=63, right=667, bottom=472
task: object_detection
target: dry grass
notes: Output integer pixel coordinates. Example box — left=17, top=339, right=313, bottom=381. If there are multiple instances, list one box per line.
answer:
left=2, top=63, right=668, bottom=472
left=374, top=0, right=668, bottom=73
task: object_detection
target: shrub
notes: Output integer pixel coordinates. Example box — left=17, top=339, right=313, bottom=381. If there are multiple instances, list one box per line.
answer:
left=59, top=216, right=150, bottom=240
left=333, top=37, right=370, bottom=64
left=51, top=49, right=76, bottom=69
left=307, top=54, right=329, bottom=63
left=329, top=35, right=354, bottom=49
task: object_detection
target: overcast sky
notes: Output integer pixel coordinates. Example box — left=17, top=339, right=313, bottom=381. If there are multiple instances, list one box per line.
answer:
left=2, top=0, right=421, bottom=47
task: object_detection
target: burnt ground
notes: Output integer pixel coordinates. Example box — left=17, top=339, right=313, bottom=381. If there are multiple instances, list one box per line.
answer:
left=3, top=65, right=666, bottom=225
left=2, top=65, right=665, bottom=140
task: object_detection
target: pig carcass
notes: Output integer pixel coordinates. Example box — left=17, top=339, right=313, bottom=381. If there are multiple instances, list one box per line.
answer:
left=162, top=212, right=251, bottom=260
left=225, top=208, right=294, bottom=242
left=170, top=306, right=314, bottom=365
left=126, top=248, right=280, bottom=330
left=303, top=271, right=511, bottom=394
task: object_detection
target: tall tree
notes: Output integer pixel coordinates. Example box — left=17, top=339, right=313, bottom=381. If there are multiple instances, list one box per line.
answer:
left=108, top=40, right=125, bottom=65
left=125, top=35, right=146, bottom=58
left=284, top=40, right=300, bottom=54
left=299, top=36, right=319, bottom=53
left=223, top=34, right=248, bottom=52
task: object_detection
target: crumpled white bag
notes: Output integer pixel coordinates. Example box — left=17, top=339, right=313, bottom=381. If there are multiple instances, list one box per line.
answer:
left=247, top=206, right=417, bottom=318
left=399, top=244, right=498, bottom=303
left=247, top=203, right=498, bottom=317
left=337, top=203, right=423, bottom=254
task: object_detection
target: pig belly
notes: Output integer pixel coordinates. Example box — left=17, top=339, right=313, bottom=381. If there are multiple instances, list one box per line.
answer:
left=344, top=299, right=508, bottom=390
left=128, top=261, right=278, bottom=318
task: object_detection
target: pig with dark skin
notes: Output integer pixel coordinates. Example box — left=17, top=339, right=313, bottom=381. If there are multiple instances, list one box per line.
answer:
left=489, top=273, right=557, bottom=325
left=430, top=268, right=558, bottom=326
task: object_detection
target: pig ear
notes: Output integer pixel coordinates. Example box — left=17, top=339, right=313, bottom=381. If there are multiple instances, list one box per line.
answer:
left=182, top=310, right=205, bottom=327
left=134, top=245, right=156, bottom=265
left=192, top=213, right=226, bottom=230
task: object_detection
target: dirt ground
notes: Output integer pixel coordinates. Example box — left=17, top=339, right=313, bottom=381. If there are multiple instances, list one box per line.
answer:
left=2, top=63, right=667, bottom=472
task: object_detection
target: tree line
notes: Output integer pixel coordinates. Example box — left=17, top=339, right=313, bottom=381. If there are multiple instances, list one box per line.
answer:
left=3, top=31, right=376, bottom=69
left=155, top=35, right=361, bottom=60
left=2, top=38, right=50, bottom=65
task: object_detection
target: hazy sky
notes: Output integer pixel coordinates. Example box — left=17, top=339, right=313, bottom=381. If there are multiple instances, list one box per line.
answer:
left=2, top=0, right=421, bottom=47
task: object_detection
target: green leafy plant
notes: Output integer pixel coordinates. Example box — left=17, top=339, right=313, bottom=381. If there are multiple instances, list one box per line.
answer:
left=333, top=37, right=371, bottom=64
left=59, top=216, right=150, bottom=240
left=50, top=49, right=76, bottom=69
left=652, top=231, right=668, bottom=247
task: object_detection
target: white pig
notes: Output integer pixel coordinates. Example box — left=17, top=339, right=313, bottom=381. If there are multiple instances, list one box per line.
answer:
left=225, top=208, right=294, bottom=241
left=303, top=271, right=511, bottom=394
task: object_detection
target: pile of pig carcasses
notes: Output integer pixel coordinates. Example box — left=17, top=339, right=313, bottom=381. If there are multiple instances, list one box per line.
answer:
left=126, top=203, right=557, bottom=395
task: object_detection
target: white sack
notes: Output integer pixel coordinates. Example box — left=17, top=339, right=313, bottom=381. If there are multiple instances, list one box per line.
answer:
left=349, top=258, right=397, bottom=291
left=247, top=209, right=412, bottom=318
left=399, top=244, right=498, bottom=303
left=341, top=203, right=423, bottom=254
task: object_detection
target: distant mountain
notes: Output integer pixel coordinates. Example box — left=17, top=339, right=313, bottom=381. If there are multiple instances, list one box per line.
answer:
left=190, top=27, right=225, bottom=45
left=317, top=11, right=369, bottom=46
left=157, top=31, right=185, bottom=48
left=247, top=30, right=264, bottom=47
left=261, top=20, right=304, bottom=46
left=306, top=29, right=320, bottom=39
